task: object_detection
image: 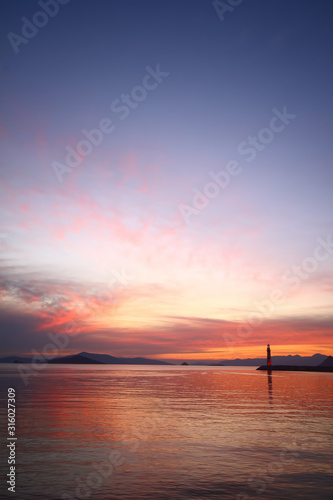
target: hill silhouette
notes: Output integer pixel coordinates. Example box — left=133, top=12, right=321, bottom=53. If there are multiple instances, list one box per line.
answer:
left=0, top=352, right=173, bottom=365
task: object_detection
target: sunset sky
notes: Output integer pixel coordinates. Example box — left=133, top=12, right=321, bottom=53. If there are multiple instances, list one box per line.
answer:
left=0, top=0, right=332, bottom=360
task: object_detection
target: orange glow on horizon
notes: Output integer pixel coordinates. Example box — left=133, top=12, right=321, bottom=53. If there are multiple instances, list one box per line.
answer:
left=17, top=343, right=331, bottom=361
left=152, top=344, right=332, bottom=360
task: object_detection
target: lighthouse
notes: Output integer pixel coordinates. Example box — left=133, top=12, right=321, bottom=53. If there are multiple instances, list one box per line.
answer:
left=267, top=344, right=272, bottom=368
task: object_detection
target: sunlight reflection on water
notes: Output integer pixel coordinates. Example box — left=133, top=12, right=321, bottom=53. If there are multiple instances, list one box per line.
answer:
left=0, top=365, right=332, bottom=499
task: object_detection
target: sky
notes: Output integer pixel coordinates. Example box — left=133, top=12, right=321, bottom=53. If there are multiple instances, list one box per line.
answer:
left=0, top=0, right=332, bottom=360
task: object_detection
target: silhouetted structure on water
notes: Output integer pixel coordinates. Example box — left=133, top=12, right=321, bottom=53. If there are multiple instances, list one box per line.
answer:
left=267, top=344, right=272, bottom=368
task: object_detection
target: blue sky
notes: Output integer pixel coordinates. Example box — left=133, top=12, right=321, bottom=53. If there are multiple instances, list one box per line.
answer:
left=0, top=0, right=332, bottom=359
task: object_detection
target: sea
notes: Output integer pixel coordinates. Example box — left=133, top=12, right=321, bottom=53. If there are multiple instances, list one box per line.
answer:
left=0, top=364, right=332, bottom=499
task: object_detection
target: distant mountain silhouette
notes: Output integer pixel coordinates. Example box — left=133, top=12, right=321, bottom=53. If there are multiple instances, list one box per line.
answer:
left=0, top=351, right=173, bottom=365
left=319, top=355, right=333, bottom=367
left=0, top=352, right=329, bottom=367
left=48, top=354, right=104, bottom=364
left=216, top=353, right=327, bottom=366
left=257, top=355, right=333, bottom=372
left=77, top=352, right=172, bottom=365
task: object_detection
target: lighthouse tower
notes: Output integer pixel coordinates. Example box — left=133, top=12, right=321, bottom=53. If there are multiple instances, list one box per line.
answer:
left=267, top=344, right=272, bottom=368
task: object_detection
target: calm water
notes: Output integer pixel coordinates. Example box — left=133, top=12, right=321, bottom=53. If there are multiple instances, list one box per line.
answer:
left=0, top=365, right=332, bottom=499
